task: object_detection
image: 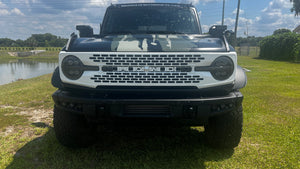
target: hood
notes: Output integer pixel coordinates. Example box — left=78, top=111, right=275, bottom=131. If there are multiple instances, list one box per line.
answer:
left=67, top=34, right=229, bottom=52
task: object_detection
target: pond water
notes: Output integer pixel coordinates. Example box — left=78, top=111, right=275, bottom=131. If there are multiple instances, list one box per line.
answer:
left=0, top=59, right=58, bottom=85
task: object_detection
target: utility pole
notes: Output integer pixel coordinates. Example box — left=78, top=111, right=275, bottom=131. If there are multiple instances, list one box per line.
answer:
left=222, top=0, right=225, bottom=25
left=234, top=0, right=241, bottom=47
left=245, top=20, right=249, bottom=37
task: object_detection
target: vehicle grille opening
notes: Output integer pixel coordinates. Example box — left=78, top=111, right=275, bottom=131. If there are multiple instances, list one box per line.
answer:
left=89, top=53, right=204, bottom=66
left=124, top=105, right=170, bottom=116
left=91, top=72, right=203, bottom=84
left=89, top=53, right=205, bottom=85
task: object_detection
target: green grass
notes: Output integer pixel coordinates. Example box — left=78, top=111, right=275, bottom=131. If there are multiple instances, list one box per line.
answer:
left=0, top=74, right=56, bottom=109
left=0, top=50, right=59, bottom=62
left=0, top=56, right=299, bottom=169
left=0, top=108, right=27, bottom=130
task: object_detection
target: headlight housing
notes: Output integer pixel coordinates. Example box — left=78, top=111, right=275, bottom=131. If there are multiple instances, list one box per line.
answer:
left=210, top=56, right=234, bottom=80
left=61, top=55, right=84, bottom=80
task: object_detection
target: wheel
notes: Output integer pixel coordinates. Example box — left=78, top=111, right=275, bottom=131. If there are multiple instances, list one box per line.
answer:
left=53, top=106, right=96, bottom=148
left=204, top=104, right=243, bottom=149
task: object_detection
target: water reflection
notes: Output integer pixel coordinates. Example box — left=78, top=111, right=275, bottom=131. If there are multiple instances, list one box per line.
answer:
left=0, top=59, right=58, bottom=85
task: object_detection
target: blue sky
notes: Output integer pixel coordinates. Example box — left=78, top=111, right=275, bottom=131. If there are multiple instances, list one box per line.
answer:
left=0, top=0, right=299, bottom=40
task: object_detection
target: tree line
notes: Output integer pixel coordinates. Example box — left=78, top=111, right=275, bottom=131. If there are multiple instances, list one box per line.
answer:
left=2, top=32, right=264, bottom=47
left=0, top=33, right=68, bottom=47
left=234, top=29, right=295, bottom=47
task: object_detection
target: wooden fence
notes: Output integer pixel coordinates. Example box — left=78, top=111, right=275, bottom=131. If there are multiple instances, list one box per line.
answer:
left=235, top=46, right=260, bottom=57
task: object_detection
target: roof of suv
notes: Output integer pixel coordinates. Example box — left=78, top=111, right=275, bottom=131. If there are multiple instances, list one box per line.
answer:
left=109, top=3, right=195, bottom=8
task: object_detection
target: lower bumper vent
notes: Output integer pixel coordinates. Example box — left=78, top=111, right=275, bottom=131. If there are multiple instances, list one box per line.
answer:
left=124, top=105, right=170, bottom=116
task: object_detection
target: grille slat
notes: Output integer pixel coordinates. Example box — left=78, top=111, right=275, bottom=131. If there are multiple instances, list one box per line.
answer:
left=90, top=54, right=204, bottom=66
left=90, top=53, right=205, bottom=85
left=91, top=72, right=204, bottom=84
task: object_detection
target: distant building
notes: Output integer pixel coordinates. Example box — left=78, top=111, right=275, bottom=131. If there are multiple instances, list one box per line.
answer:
left=293, top=25, right=300, bottom=34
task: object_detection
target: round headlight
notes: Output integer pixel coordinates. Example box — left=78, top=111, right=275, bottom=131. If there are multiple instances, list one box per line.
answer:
left=211, top=56, right=234, bottom=80
left=61, top=55, right=84, bottom=80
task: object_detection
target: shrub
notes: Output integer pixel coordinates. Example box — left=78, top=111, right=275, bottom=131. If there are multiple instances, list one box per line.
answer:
left=273, top=28, right=291, bottom=35
left=293, top=37, right=300, bottom=62
left=259, top=32, right=300, bottom=62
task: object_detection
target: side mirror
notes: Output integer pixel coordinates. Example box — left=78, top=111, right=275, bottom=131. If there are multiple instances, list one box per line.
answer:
left=209, top=25, right=227, bottom=37
left=76, top=25, right=93, bottom=38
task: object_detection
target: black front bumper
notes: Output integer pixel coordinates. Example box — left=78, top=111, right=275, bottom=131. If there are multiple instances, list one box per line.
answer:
left=52, top=89, right=243, bottom=123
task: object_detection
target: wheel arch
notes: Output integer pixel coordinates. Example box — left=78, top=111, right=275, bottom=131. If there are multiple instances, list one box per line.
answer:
left=51, top=67, right=63, bottom=89
left=233, top=65, right=247, bottom=90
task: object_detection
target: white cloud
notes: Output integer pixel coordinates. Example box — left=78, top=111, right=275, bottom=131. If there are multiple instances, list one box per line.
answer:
left=180, top=0, right=221, bottom=5
left=232, top=8, right=244, bottom=15
left=255, top=16, right=261, bottom=21
left=253, top=0, right=300, bottom=36
left=89, top=0, right=156, bottom=7
left=0, top=1, right=7, bottom=8
left=0, top=1, right=9, bottom=16
left=1, top=0, right=299, bottom=39
left=180, top=0, right=199, bottom=4
left=11, top=8, right=25, bottom=16
left=213, top=0, right=300, bottom=37
left=0, top=9, right=10, bottom=16
left=11, top=0, right=30, bottom=4
left=198, top=11, right=202, bottom=17
left=0, top=6, right=24, bottom=16
left=201, top=24, right=210, bottom=33
left=269, top=0, right=292, bottom=9
left=240, top=17, right=253, bottom=25
left=89, top=0, right=118, bottom=7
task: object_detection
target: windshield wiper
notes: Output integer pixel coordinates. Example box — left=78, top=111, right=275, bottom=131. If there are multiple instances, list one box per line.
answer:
left=103, top=31, right=134, bottom=36
left=103, top=30, right=187, bottom=37
left=145, top=31, right=186, bottom=35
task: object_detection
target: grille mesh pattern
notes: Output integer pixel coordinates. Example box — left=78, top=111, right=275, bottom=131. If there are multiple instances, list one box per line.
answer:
left=89, top=53, right=205, bottom=84
left=89, top=54, right=205, bottom=66
left=91, top=72, right=203, bottom=84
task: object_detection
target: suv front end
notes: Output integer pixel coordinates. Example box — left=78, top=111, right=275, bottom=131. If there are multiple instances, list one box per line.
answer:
left=51, top=3, right=247, bottom=149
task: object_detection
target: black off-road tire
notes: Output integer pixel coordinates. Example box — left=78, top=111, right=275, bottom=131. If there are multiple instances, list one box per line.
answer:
left=53, top=106, right=96, bottom=148
left=204, top=104, right=243, bottom=149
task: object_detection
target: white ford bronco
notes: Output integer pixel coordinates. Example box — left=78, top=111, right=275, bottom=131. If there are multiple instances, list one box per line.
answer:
left=51, top=3, right=247, bottom=148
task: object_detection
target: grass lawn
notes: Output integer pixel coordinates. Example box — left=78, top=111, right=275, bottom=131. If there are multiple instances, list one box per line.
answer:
left=0, top=56, right=299, bottom=169
left=0, top=50, right=59, bottom=62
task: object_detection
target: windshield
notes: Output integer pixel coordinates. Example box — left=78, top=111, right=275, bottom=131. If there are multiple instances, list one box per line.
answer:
left=101, top=6, right=200, bottom=36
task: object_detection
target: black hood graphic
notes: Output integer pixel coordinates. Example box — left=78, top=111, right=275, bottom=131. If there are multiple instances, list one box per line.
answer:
left=67, top=34, right=229, bottom=52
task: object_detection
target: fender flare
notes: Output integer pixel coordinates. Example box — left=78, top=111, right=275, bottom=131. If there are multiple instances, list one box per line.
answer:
left=233, top=65, right=247, bottom=90
left=51, top=67, right=63, bottom=89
